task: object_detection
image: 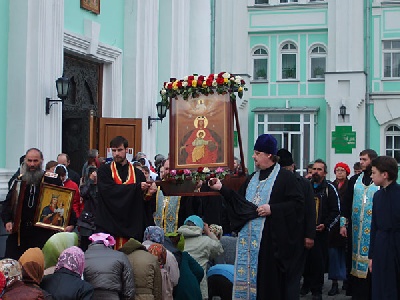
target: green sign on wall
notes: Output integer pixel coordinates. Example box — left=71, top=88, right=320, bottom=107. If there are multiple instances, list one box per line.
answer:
left=234, top=131, right=238, bottom=148
left=332, top=126, right=356, bottom=154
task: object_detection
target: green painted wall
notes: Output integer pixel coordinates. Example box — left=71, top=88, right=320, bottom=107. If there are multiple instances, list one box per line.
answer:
left=0, top=0, right=9, bottom=167
left=64, top=0, right=124, bottom=50
left=369, top=104, right=381, bottom=153
left=247, top=97, right=327, bottom=173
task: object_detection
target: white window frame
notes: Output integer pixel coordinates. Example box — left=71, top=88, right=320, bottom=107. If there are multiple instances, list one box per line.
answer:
left=254, top=111, right=316, bottom=175
left=385, top=124, right=400, bottom=164
left=280, top=41, right=298, bottom=80
left=309, top=44, right=327, bottom=80
left=252, top=47, right=269, bottom=81
left=383, top=40, right=400, bottom=78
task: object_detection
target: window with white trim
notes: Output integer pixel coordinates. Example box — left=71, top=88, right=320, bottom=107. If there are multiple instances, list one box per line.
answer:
left=255, top=0, right=268, bottom=4
left=383, top=40, right=400, bottom=78
left=281, top=42, right=297, bottom=79
left=310, top=45, right=326, bottom=79
left=385, top=125, right=400, bottom=163
left=280, top=0, right=298, bottom=3
left=255, top=112, right=315, bottom=175
left=253, top=48, right=268, bottom=80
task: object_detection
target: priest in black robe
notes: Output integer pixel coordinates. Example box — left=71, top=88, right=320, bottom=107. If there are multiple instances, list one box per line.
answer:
left=95, top=136, right=156, bottom=247
left=209, top=134, right=304, bottom=299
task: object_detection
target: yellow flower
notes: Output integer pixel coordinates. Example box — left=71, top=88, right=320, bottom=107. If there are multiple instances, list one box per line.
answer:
left=238, top=87, right=243, bottom=92
left=224, top=78, right=228, bottom=83
left=202, top=81, right=207, bottom=88
left=192, top=80, right=197, bottom=87
left=172, top=81, right=179, bottom=90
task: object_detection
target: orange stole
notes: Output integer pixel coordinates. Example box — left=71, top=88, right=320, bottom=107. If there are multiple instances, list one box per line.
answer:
left=110, top=161, right=136, bottom=184
left=114, top=237, right=129, bottom=250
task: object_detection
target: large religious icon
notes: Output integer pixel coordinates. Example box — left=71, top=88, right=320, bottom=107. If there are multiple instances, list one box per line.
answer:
left=34, top=183, right=75, bottom=231
left=169, top=93, right=234, bottom=171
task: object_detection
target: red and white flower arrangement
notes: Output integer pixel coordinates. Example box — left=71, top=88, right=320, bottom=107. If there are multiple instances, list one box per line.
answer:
left=160, top=72, right=247, bottom=108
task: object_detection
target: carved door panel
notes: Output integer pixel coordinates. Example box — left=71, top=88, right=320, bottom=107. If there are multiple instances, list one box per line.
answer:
left=98, top=118, right=142, bottom=158
left=62, top=55, right=102, bottom=173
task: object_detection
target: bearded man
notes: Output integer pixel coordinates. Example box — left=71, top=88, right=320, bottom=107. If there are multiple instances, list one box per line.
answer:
left=1, top=148, right=53, bottom=259
left=95, top=136, right=157, bottom=248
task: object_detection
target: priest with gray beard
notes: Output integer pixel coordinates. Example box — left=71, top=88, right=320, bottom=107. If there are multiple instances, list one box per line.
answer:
left=1, top=148, right=54, bottom=259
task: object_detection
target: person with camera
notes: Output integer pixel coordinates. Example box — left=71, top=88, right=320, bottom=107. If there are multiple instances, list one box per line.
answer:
left=79, top=165, right=98, bottom=251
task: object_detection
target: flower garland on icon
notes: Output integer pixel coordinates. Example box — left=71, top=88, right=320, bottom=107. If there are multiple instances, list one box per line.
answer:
left=160, top=72, right=247, bottom=108
left=165, top=167, right=230, bottom=183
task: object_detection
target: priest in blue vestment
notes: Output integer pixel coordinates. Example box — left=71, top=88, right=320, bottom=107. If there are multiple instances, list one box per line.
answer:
left=209, top=134, right=304, bottom=299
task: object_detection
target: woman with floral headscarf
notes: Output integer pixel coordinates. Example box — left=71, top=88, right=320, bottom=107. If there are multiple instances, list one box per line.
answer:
left=142, top=226, right=180, bottom=287
left=0, top=258, right=44, bottom=299
left=40, top=246, right=93, bottom=299
left=148, top=243, right=173, bottom=300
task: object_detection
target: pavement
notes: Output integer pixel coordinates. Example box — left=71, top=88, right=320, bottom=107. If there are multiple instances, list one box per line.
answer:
left=301, top=274, right=351, bottom=300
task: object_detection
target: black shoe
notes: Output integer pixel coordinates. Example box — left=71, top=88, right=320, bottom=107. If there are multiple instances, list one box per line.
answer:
left=328, top=282, right=339, bottom=296
left=311, top=293, right=322, bottom=300
left=342, top=280, right=347, bottom=290
left=300, top=286, right=310, bottom=297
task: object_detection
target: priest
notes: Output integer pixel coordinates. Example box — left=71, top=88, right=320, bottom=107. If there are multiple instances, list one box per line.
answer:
left=208, top=134, right=304, bottom=299
left=95, top=136, right=157, bottom=248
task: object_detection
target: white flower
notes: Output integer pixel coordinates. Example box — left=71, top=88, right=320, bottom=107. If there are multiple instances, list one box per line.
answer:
left=184, top=76, right=188, bottom=81
left=214, top=73, right=218, bottom=78
left=194, top=76, right=198, bottom=80
left=235, top=79, right=241, bottom=84
left=222, top=72, right=230, bottom=79
left=203, top=167, right=210, bottom=173
left=212, top=80, right=217, bottom=87
left=161, top=89, right=166, bottom=95
left=182, top=81, right=188, bottom=87
left=235, top=75, right=242, bottom=80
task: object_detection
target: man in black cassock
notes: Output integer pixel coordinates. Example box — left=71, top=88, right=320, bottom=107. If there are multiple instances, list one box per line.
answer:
left=95, top=136, right=157, bottom=247
left=369, top=156, right=400, bottom=300
left=1, top=148, right=76, bottom=259
left=209, top=134, right=304, bottom=299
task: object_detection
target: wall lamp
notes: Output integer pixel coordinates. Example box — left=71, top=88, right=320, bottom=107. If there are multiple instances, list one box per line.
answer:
left=45, top=76, right=70, bottom=115
left=148, top=101, right=168, bottom=129
left=339, top=104, right=347, bottom=120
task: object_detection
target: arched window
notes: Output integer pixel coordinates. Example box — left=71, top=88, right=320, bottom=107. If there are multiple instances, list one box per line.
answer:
left=310, top=45, right=327, bottom=79
left=281, top=42, right=297, bottom=79
left=253, top=47, right=268, bottom=80
left=385, top=125, right=400, bottom=163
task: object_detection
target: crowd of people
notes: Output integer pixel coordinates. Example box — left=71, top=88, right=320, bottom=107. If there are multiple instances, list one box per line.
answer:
left=0, top=134, right=399, bottom=299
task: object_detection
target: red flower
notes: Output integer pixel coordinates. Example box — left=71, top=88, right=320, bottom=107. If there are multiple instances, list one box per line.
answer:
left=177, top=81, right=182, bottom=88
left=198, top=75, right=205, bottom=82
left=218, top=72, right=225, bottom=77
left=187, top=80, right=192, bottom=87
left=210, top=173, right=216, bottom=178
left=207, top=74, right=214, bottom=80
left=177, top=170, right=184, bottom=175
left=241, top=79, right=245, bottom=85
left=167, top=83, right=173, bottom=89
left=216, top=77, right=225, bottom=85
left=206, top=78, right=213, bottom=87
left=197, top=167, right=204, bottom=173
left=197, top=79, right=203, bottom=86
left=188, top=75, right=194, bottom=81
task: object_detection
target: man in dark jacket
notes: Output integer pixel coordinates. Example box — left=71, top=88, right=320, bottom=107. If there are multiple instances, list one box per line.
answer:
left=277, top=148, right=316, bottom=299
left=301, top=159, right=340, bottom=300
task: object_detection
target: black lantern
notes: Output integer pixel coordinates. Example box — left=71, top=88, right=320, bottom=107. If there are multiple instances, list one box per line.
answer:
left=46, top=76, right=70, bottom=115
left=148, top=101, right=168, bottom=129
left=339, top=105, right=346, bottom=120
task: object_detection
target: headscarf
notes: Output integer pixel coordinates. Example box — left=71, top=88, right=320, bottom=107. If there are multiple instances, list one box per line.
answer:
left=42, top=232, right=79, bottom=269
left=143, top=226, right=165, bottom=244
left=148, top=243, right=167, bottom=267
left=334, top=162, right=350, bottom=176
left=54, top=164, right=69, bottom=183
left=184, top=215, right=204, bottom=230
left=55, top=246, right=85, bottom=276
left=209, top=224, right=223, bottom=239
left=18, top=248, right=44, bottom=285
left=0, top=259, right=22, bottom=287
left=0, top=271, right=6, bottom=297
left=89, top=232, right=116, bottom=247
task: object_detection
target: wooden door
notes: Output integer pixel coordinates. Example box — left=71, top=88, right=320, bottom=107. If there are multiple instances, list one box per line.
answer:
left=98, top=118, right=142, bottom=158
